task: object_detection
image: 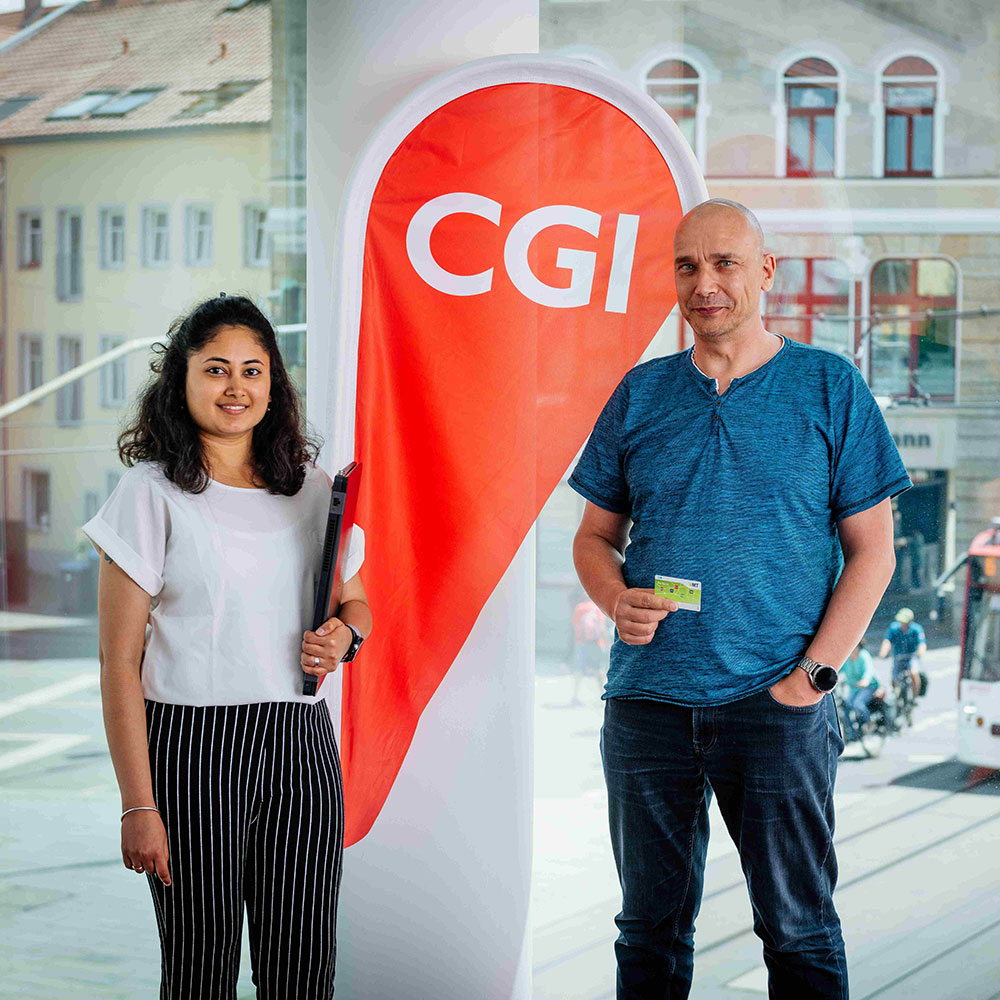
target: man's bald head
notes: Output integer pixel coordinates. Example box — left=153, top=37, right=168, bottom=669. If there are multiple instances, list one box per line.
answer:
left=676, top=199, right=766, bottom=256
left=672, top=198, right=775, bottom=340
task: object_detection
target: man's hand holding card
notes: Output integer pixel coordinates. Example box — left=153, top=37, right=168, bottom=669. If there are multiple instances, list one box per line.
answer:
left=611, top=588, right=680, bottom=646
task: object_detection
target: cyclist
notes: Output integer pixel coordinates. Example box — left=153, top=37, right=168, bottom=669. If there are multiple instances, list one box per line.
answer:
left=879, top=607, right=926, bottom=708
left=838, top=640, right=878, bottom=739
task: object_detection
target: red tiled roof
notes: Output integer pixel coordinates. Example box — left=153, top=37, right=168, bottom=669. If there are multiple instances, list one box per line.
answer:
left=0, top=0, right=270, bottom=139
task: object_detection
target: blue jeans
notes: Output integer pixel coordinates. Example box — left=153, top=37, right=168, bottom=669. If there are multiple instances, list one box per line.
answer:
left=601, top=689, right=848, bottom=999
left=844, top=687, right=874, bottom=734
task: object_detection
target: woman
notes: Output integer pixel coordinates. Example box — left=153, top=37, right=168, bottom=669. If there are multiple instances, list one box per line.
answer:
left=838, top=640, right=879, bottom=739
left=82, top=294, right=371, bottom=999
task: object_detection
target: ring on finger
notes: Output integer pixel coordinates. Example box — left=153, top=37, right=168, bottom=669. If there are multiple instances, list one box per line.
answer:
left=313, top=656, right=320, bottom=668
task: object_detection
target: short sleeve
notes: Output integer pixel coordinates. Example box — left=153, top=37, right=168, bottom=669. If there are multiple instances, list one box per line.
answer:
left=860, top=652, right=876, bottom=683
left=830, top=368, right=911, bottom=522
left=343, top=524, right=365, bottom=581
left=568, top=375, right=631, bottom=514
left=81, top=465, right=168, bottom=597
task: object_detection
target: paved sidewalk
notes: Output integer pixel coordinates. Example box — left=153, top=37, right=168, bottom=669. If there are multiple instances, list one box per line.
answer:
left=3, top=649, right=998, bottom=999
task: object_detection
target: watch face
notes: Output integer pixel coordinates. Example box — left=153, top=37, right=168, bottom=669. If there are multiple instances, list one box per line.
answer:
left=815, top=665, right=839, bottom=692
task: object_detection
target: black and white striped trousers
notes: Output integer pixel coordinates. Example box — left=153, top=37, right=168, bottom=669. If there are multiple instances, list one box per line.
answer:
left=145, top=699, right=344, bottom=1000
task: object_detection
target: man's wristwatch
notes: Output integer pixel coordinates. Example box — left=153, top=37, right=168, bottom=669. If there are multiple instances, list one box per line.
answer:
left=340, top=623, right=364, bottom=663
left=797, top=655, right=839, bottom=693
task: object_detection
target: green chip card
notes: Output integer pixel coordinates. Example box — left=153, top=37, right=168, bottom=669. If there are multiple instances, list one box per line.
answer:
left=654, top=575, right=702, bottom=612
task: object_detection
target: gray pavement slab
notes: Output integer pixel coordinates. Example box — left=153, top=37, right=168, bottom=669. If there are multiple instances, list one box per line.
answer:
left=532, top=647, right=1000, bottom=999
left=1, top=646, right=999, bottom=998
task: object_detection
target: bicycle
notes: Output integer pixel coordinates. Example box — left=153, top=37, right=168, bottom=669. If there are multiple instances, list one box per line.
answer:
left=834, top=683, right=894, bottom=758
left=891, top=653, right=919, bottom=729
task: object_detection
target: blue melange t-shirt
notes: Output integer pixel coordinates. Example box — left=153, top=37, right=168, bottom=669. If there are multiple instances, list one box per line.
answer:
left=569, top=336, right=911, bottom=706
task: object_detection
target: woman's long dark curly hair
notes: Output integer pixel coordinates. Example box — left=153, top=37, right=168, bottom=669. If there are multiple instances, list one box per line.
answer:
left=118, top=294, right=321, bottom=496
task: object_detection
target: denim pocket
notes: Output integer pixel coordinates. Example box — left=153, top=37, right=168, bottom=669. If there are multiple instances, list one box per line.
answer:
left=765, top=688, right=826, bottom=714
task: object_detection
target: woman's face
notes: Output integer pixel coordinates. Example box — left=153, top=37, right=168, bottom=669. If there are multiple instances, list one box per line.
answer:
left=184, top=324, right=272, bottom=443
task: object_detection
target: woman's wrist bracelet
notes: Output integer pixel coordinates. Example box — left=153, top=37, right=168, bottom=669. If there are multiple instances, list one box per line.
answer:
left=121, top=806, right=159, bottom=821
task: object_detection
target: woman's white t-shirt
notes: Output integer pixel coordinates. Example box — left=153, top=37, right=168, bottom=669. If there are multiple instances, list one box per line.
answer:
left=82, top=461, right=364, bottom=706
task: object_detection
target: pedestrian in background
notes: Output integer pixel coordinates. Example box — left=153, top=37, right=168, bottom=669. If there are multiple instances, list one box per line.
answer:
left=570, top=594, right=610, bottom=704
left=82, top=295, right=371, bottom=999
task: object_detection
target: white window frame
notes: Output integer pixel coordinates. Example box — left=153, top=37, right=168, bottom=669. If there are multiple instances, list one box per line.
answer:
left=141, top=204, right=171, bottom=267
left=771, top=48, right=849, bottom=179
left=56, top=207, right=84, bottom=300
left=18, top=333, right=43, bottom=397
left=17, top=209, right=42, bottom=268
left=184, top=203, right=214, bottom=267
left=98, top=206, right=126, bottom=269
left=23, top=468, right=52, bottom=533
left=56, top=334, right=83, bottom=425
left=243, top=203, right=270, bottom=267
left=99, top=334, right=127, bottom=408
left=634, top=48, right=713, bottom=169
left=764, top=257, right=854, bottom=356
left=870, top=49, right=947, bottom=179
left=862, top=252, right=962, bottom=402
left=47, top=90, right=116, bottom=120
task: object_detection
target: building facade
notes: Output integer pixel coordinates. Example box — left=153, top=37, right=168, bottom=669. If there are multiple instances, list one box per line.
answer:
left=537, top=0, right=1000, bottom=654
left=0, top=0, right=283, bottom=608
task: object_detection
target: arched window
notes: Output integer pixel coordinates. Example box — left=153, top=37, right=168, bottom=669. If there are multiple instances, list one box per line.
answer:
left=766, top=257, right=850, bottom=354
left=645, top=59, right=699, bottom=152
left=784, top=58, right=838, bottom=177
left=870, top=257, right=957, bottom=400
left=882, top=56, right=937, bottom=177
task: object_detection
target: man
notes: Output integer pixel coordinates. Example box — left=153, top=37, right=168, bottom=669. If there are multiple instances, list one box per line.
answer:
left=879, top=607, right=926, bottom=704
left=570, top=199, right=910, bottom=999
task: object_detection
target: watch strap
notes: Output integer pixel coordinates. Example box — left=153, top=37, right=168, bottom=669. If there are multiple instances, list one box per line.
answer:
left=340, top=623, right=363, bottom=662
left=797, top=655, right=837, bottom=692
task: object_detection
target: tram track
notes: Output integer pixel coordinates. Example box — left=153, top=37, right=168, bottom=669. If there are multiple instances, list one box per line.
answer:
left=698, top=767, right=997, bottom=907
left=534, top=769, right=999, bottom=977
left=572, top=803, right=1000, bottom=1000
left=691, top=802, right=1000, bottom=958
left=855, top=913, right=1000, bottom=999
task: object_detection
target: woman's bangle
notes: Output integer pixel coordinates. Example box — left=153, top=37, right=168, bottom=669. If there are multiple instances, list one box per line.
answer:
left=121, top=806, right=159, bottom=821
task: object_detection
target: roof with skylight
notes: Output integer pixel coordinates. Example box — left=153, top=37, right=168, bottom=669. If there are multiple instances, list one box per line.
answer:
left=47, top=91, right=118, bottom=120
left=175, top=80, right=262, bottom=119
left=0, top=96, right=37, bottom=122
left=0, top=0, right=270, bottom=141
left=91, top=89, right=164, bottom=118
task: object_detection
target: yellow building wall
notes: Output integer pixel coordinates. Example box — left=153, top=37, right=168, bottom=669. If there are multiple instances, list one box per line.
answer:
left=3, top=126, right=272, bottom=583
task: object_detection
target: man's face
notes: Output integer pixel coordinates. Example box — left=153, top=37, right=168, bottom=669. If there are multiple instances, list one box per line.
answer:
left=673, top=207, right=775, bottom=340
